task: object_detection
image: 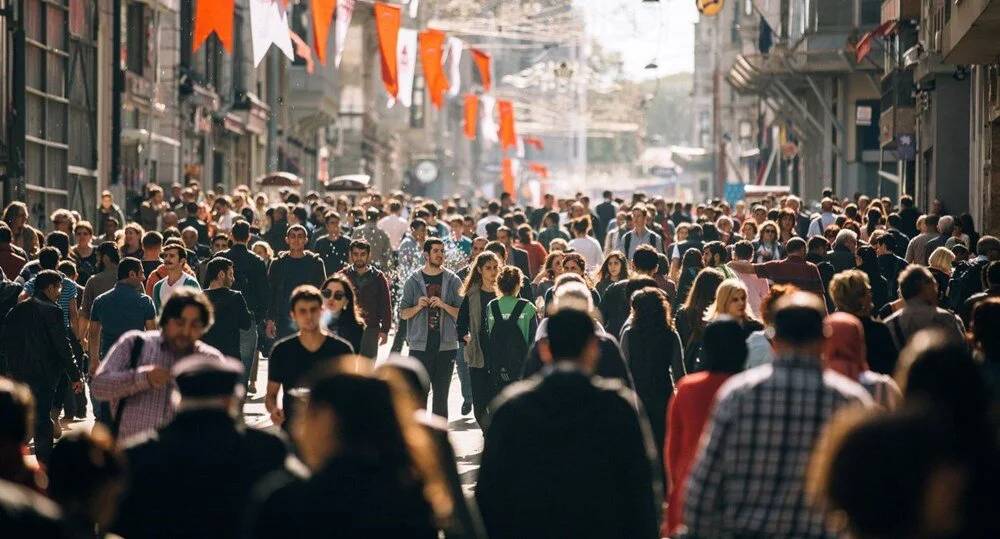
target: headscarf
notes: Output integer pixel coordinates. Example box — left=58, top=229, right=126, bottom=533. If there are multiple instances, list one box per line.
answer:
left=823, top=312, right=869, bottom=380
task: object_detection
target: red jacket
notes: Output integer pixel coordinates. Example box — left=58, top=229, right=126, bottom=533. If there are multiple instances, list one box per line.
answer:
left=663, top=371, right=734, bottom=536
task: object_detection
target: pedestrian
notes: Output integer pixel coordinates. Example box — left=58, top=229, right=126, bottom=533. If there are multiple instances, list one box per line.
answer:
left=733, top=236, right=827, bottom=300
left=567, top=218, right=603, bottom=270
left=0, top=224, right=26, bottom=282
left=265, top=285, right=353, bottom=429
left=536, top=210, right=569, bottom=250
left=69, top=221, right=98, bottom=285
left=47, top=427, right=125, bottom=538
left=544, top=251, right=599, bottom=310
left=320, top=274, right=365, bottom=352
left=970, top=298, right=1000, bottom=398
left=619, top=287, right=684, bottom=474
left=752, top=220, right=783, bottom=263
left=672, top=247, right=705, bottom=313
left=682, top=292, right=872, bottom=538
left=352, top=208, right=392, bottom=270
left=119, top=223, right=143, bottom=260
left=0, top=377, right=45, bottom=491
left=873, top=232, right=907, bottom=302
left=727, top=240, right=770, bottom=320
left=828, top=229, right=859, bottom=273
left=218, top=220, right=269, bottom=389
left=313, top=211, right=351, bottom=275
left=149, top=243, right=202, bottom=313
left=2, top=202, right=41, bottom=258
left=1, top=270, right=83, bottom=463
left=340, top=239, right=392, bottom=358
left=618, top=204, right=663, bottom=260
left=905, top=214, right=938, bottom=265
left=457, top=251, right=500, bottom=429
left=139, top=231, right=164, bottom=280
left=399, top=238, right=463, bottom=418
left=884, top=265, right=966, bottom=348
left=823, top=312, right=901, bottom=409
left=475, top=309, right=660, bottom=539
left=927, top=246, right=955, bottom=303
left=531, top=250, right=564, bottom=300
left=201, top=257, right=252, bottom=364
left=249, top=365, right=444, bottom=538
left=961, top=260, right=1000, bottom=326
left=674, top=268, right=725, bottom=372
left=663, top=319, right=747, bottom=537
left=265, top=224, right=326, bottom=339
left=377, top=199, right=409, bottom=250
left=91, top=289, right=224, bottom=441
left=96, top=191, right=127, bottom=239
left=828, top=270, right=899, bottom=374
left=593, top=250, right=629, bottom=297
left=496, top=226, right=532, bottom=279
left=113, top=356, right=288, bottom=539
left=485, top=265, right=537, bottom=392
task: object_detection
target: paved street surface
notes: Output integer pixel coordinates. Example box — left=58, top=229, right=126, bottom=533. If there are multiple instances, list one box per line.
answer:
left=55, top=336, right=484, bottom=493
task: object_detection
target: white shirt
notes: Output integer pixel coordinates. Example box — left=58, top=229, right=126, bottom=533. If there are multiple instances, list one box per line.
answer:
left=158, top=274, right=192, bottom=308
left=569, top=236, right=604, bottom=271
left=476, top=215, right=504, bottom=237
left=216, top=210, right=239, bottom=234
left=377, top=214, right=409, bottom=249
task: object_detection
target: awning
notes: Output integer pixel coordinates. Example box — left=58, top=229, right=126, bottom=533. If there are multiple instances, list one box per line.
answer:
left=855, top=20, right=897, bottom=64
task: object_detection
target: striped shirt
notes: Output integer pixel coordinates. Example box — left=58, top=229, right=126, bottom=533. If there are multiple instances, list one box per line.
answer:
left=91, top=331, right=223, bottom=442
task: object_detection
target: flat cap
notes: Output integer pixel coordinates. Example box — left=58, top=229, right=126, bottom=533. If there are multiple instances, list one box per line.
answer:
left=172, top=354, right=243, bottom=398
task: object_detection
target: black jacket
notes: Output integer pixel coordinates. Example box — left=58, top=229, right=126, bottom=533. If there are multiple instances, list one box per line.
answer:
left=476, top=366, right=660, bottom=539
left=878, top=252, right=908, bottom=301
left=178, top=217, right=209, bottom=245
left=266, top=251, right=326, bottom=321
left=1, top=295, right=80, bottom=385
left=860, top=317, right=898, bottom=375
left=827, top=246, right=856, bottom=274
left=113, top=409, right=288, bottom=539
left=220, top=243, right=270, bottom=320
left=595, top=200, right=617, bottom=240
left=508, top=247, right=531, bottom=281
left=522, top=329, right=634, bottom=390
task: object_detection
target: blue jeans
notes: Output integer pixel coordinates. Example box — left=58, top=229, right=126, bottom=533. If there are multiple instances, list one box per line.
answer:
left=455, top=344, right=472, bottom=403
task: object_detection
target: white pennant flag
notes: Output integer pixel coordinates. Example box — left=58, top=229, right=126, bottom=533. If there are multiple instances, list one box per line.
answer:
left=393, top=28, right=418, bottom=108
left=480, top=95, right=499, bottom=145
left=334, top=0, right=356, bottom=68
left=406, top=0, right=419, bottom=18
left=249, top=0, right=294, bottom=67
left=445, top=37, right=463, bottom=98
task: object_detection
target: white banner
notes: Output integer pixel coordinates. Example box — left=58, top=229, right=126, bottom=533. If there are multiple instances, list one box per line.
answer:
left=334, top=0, right=356, bottom=68
left=393, top=28, right=418, bottom=108
left=445, top=37, right=463, bottom=98
left=249, top=0, right=294, bottom=67
left=480, top=95, right=499, bottom=145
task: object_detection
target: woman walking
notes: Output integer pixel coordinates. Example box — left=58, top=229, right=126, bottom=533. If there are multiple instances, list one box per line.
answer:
left=456, top=252, right=501, bottom=430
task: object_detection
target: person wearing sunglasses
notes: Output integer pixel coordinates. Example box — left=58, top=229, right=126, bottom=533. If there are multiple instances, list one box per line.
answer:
left=320, top=274, right=365, bottom=353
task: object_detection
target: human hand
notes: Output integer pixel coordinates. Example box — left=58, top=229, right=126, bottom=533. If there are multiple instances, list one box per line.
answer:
left=265, top=320, right=277, bottom=339
left=145, top=367, right=171, bottom=388
left=379, top=332, right=388, bottom=345
left=417, top=297, right=430, bottom=308
left=428, top=297, right=442, bottom=308
left=270, top=407, right=285, bottom=426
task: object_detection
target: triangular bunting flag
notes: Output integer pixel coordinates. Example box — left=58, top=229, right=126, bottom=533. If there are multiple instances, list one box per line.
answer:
left=334, top=0, right=356, bottom=68
left=480, top=95, right=499, bottom=144
left=394, top=28, right=418, bottom=107
left=471, top=48, right=492, bottom=92
left=375, top=2, right=402, bottom=97
left=529, top=163, right=549, bottom=179
left=502, top=157, right=516, bottom=196
left=192, top=0, right=235, bottom=53
left=463, top=94, right=478, bottom=140
left=311, top=0, right=336, bottom=64
left=418, top=29, right=449, bottom=109
left=498, top=99, right=517, bottom=151
left=524, top=136, right=544, bottom=151
left=249, top=0, right=293, bottom=67
left=445, top=37, right=463, bottom=97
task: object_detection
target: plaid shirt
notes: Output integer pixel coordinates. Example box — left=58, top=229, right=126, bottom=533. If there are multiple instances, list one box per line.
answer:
left=91, top=330, right=224, bottom=442
left=683, top=355, right=872, bottom=538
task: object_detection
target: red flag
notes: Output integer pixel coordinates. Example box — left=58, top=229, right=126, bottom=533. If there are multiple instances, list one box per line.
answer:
left=192, top=0, right=235, bottom=53
left=498, top=100, right=517, bottom=151
left=501, top=158, right=515, bottom=196
left=524, top=136, right=544, bottom=151
left=471, top=48, right=492, bottom=92
left=419, top=29, right=449, bottom=109
left=855, top=20, right=895, bottom=63
left=311, top=0, right=336, bottom=64
left=289, top=30, right=314, bottom=74
left=528, top=162, right=549, bottom=179
left=374, top=2, right=401, bottom=97
left=463, top=94, right=478, bottom=140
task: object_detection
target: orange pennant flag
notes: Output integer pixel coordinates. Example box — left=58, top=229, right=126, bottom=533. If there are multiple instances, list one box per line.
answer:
left=419, top=29, right=450, bottom=109
left=529, top=162, right=549, bottom=179
left=471, top=48, right=492, bottom=92
left=524, top=136, right=544, bottom=151
left=463, top=94, right=478, bottom=140
left=311, top=0, right=336, bottom=64
left=192, top=0, right=235, bottom=53
left=374, top=2, right=401, bottom=97
left=498, top=99, right=517, bottom=151
left=502, top=158, right=516, bottom=196
left=289, top=30, right=314, bottom=74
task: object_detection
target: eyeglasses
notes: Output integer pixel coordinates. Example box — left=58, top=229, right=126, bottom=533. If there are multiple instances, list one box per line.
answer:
left=321, top=289, right=346, bottom=301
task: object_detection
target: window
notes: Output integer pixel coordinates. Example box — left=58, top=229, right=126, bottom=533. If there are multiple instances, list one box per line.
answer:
left=126, top=3, right=145, bottom=75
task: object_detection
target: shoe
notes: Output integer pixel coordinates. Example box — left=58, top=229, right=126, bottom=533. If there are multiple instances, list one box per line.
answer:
left=248, top=382, right=258, bottom=395
left=461, top=401, right=472, bottom=415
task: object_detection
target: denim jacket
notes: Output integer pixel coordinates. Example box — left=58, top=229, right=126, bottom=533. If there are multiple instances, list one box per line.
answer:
left=401, top=268, right=462, bottom=352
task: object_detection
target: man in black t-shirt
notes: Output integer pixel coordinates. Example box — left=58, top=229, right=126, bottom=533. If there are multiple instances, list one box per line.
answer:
left=201, top=257, right=252, bottom=366
left=265, top=285, right=352, bottom=430
left=313, top=212, right=351, bottom=275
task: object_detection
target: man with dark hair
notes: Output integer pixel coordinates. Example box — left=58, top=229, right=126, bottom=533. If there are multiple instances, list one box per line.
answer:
left=149, top=243, right=201, bottom=313
left=961, top=261, right=1000, bottom=326
left=93, top=288, right=224, bottom=441
left=400, top=238, right=463, bottom=418
left=2, top=270, right=83, bottom=464
left=496, top=225, right=531, bottom=278
left=529, top=193, right=556, bottom=231
left=265, top=224, right=326, bottom=340
left=313, top=211, right=351, bottom=275
left=219, top=220, right=269, bottom=382
left=885, top=213, right=910, bottom=259
left=947, top=235, right=1000, bottom=311
left=702, top=241, right=729, bottom=272
left=594, top=190, right=617, bottom=242
left=476, top=308, right=660, bottom=539
left=733, top=237, right=826, bottom=300
left=113, top=356, right=288, bottom=538
left=618, top=204, right=663, bottom=260
left=477, top=200, right=504, bottom=237
left=377, top=199, right=408, bottom=249
left=341, top=239, right=391, bottom=358
left=178, top=202, right=209, bottom=245
left=669, top=223, right=704, bottom=276
left=350, top=208, right=391, bottom=269
left=684, top=292, right=871, bottom=538
left=265, top=285, right=352, bottom=430
left=884, top=265, right=966, bottom=348
left=140, top=231, right=164, bottom=279
left=537, top=210, right=568, bottom=249
left=201, top=258, right=252, bottom=365
left=898, top=194, right=920, bottom=238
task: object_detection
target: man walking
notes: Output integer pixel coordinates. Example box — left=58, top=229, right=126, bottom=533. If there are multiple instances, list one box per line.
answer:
left=884, top=265, right=966, bottom=348
left=399, top=238, right=463, bottom=418
left=313, top=211, right=351, bottom=275
left=340, top=239, right=392, bottom=358
left=92, top=289, right=224, bottom=441
left=150, top=243, right=202, bottom=313
left=201, top=258, right=252, bottom=365
left=1, top=270, right=83, bottom=464
left=219, top=220, right=269, bottom=383
left=683, top=292, right=871, bottom=538
left=265, top=224, right=326, bottom=339
left=352, top=208, right=391, bottom=270
left=618, top=204, right=663, bottom=259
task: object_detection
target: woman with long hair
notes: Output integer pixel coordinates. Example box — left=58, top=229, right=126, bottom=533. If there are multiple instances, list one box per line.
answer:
left=673, top=248, right=705, bottom=313
left=120, top=222, right=144, bottom=259
left=250, top=364, right=449, bottom=538
left=532, top=251, right=564, bottom=300
left=777, top=209, right=798, bottom=244
left=619, top=287, right=684, bottom=479
left=674, top=268, right=725, bottom=373
left=862, top=207, right=885, bottom=242
left=593, top=250, right=630, bottom=297
left=705, top=279, right=764, bottom=338
left=753, top=220, right=783, bottom=263
left=456, top=251, right=501, bottom=430
left=822, top=312, right=901, bottom=409
left=321, top=274, right=366, bottom=354
left=927, top=246, right=955, bottom=303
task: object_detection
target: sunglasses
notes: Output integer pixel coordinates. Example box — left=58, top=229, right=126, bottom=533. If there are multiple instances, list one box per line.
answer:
left=321, top=289, right=346, bottom=301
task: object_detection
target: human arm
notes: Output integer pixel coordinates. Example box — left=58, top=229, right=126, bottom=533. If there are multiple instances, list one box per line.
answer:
left=87, top=320, right=102, bottom=377
left=91, top=335, right=166, bottom=401
left=237, top=292, right=252, bottom=330
left=45, top=306, right=82, bottom=385
left=456, top=296, right=471, bottom=340
left=265, top=381, right=284, bottom=426
left=399, top=278, right=428, bottom=321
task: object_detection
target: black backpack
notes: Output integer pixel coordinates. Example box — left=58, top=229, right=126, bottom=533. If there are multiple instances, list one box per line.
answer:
left=488, top=299, right=530, bottom=388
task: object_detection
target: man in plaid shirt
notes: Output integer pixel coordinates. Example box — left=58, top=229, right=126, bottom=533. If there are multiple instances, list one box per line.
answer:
left=682, top=292, right=872, bottom=538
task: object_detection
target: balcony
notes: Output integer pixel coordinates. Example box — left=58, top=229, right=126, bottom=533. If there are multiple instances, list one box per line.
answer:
left=942, top=0, right=1000, bottom=64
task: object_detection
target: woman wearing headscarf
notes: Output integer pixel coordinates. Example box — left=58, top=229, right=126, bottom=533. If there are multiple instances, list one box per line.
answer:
left=823, top=312, right=901, bottom=409
left=662, top=319, right=747, bottom=537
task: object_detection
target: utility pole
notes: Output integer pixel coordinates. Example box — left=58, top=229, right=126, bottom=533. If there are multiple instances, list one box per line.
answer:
left=111, top=0, right=122, bottom=185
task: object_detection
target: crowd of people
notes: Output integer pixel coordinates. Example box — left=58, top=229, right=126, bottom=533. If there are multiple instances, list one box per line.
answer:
left=0, top=180, right=998, bottom=538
